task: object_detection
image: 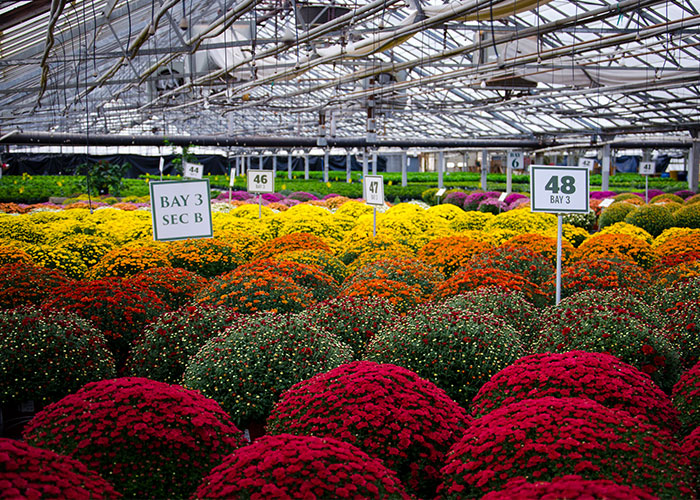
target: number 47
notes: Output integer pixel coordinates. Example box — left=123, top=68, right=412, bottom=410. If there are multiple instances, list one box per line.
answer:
left=545, top=175, right=575, bottom=194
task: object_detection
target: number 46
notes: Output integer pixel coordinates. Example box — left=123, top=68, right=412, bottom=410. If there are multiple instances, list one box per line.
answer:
left=545, top=175, right=575, bottom=194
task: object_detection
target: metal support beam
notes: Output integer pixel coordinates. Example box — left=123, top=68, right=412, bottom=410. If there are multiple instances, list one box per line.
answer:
left=346, top=151, right=352, bottom=183
left=304, top=154, right=309, bottom=180
left=602, top=143, right=612, bottom=191
left=481, top=149, right=488, bottom=190
left=689, top=131, right=700, bottom=192
left=323, top=150, right=329, bottom=183
left=0, top=131, right=548, bottom=149
left=401, top=151, right=408, bottom=187
left=438, top=151, right=445, bottom=189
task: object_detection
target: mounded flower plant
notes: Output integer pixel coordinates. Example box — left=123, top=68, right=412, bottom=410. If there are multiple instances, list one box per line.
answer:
left=547, top=258, right=651, bottom=299
left=196, top=267, right=314, bottom=314
left=480, top=475, right=657, bottom=500
left=431, top=265, right=548, bottom=307
left=441, top=287, right=537, bottom=335
left=267, top=361, right=470, bottom=498
left=672, top=360, right=700, bottom=435
left=42, top=277, right=167, bottom=367
left=417, top=235, right=493, bottom=278
left=126, top=304, right=240, bottom=384
left=182, top=312, right=353, bottom=428
left=23, top=377, right=247, bottom=499
left=532, top=303, right=681, bottom=392
left=127, top=266, right=209, bottom=310
left=296, top=296, right=397, bottom=358
left=0, top=438, right=121, bottom=499
left=0, top=262, right=72, bottom=309
left=471, top=351, right=680, bottom=433
left=467, top=245, right=554, bottom=285
left=0, top=305, right=116, bottom=408
left=193, top=433, right=410, bottom=499
left=365, top=304, right=525, bottom=407
left=343, top=256, right=444, bottom=297
left=236, top=258, right=340, bottom=302
left=439, top=397, right=694, bottom=499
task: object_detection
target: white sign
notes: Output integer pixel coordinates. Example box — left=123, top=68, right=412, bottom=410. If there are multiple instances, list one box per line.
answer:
left=640, top=162, right=655, bottom=175
left=530, top=165, right=589, bottom=214
left=183, top=161, right=204, bottom=179
left=150, top=180, right=213, bottom=241
left=159, top=157, right=165, bottom=175
left=364, top=175, right=385, bottom=206
left=435, top=188, right=447, bottom=197
left=599, top=198, right=615, bottom=208
left=508, top=151, right=524, bottom=171
left=578, top=158, right=596, bottom=170
left=498, top=192, right=508, bottom=202
left=229, top=168, right=235, bottom=187
left=247, top=170, right=275, bottom=194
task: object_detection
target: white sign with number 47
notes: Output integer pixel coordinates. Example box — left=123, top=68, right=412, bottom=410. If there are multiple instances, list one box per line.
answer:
left=364, top=175, right=385, bottom=206
left=247, top=170, right=275, bottom=194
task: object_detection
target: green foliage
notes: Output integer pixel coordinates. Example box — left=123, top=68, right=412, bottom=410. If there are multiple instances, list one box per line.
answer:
left=77, top=160, right=130, bottom=196
left=624, top=205, right=674, bottom=237
left=598, top=202, right=638, bottom=229
left=674, top=204, right=700, bottom=229
left=166, top=141, right=197, bottom=175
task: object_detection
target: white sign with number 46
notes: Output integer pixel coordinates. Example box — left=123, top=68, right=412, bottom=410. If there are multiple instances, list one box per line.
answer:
left=364, top=175, right=385, bottom=206
left=247, top=170, right=275, bottom=193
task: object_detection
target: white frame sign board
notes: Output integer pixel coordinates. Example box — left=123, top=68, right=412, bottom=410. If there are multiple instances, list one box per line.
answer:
left=530, top=165, right=590, bottom=214
left=530, top=166, right=589, bottom=307
left=150, top=179, right=213, bottom=241
left=247, top=170, right=275, bottom=194
left=364, top=175, right=385, bottom=206
left=182, top=161, right=204, bottom=180
left=578, top=158, right=595, bottom=170
left=639, top=162, right=655, bottom=175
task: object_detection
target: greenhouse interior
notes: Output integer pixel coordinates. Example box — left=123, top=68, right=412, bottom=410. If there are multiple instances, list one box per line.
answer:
left=2, top=0, right=700, bottom=499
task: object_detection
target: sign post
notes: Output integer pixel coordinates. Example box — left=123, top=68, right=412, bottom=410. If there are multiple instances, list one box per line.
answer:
left=150, top=179, right=213, bottom=241
left=507, top=151, right=523, bottom=194
left=530, top=165, right=590, bottom=305
left=247, top=169, right=275, bottom=219
left=158, top=157, right=164, bottom=181
left=364, top=175, right=384, bottom=237
left=228, top=166, right=235, bottom=204
left=639, top=161, right=655, bottom=202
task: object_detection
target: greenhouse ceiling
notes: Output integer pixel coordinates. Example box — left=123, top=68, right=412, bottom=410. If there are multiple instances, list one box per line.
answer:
left=0, top=0, right=699, bottom=147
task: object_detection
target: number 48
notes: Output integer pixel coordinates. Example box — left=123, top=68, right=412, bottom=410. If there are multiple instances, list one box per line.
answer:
left=545, top=175, right=575, bottom=194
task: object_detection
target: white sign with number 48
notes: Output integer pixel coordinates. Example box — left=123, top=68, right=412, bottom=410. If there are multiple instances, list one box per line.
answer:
left=530, top=165, right=589, bottom=214
left=364, top=175, right=385, bottom=206
left=247, top=170, right=275, bottom=193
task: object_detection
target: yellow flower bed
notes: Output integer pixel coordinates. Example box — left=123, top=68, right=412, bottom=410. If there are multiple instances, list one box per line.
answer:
left=597, top=222, right=653, bottom=244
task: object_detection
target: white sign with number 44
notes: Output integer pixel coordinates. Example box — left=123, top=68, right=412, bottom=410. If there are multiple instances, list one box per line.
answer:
left=183, top=161, right=204, bottom=179
left=364, top=175, right=385, bottom=206
left=247, top=170, right=275, bottom=194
